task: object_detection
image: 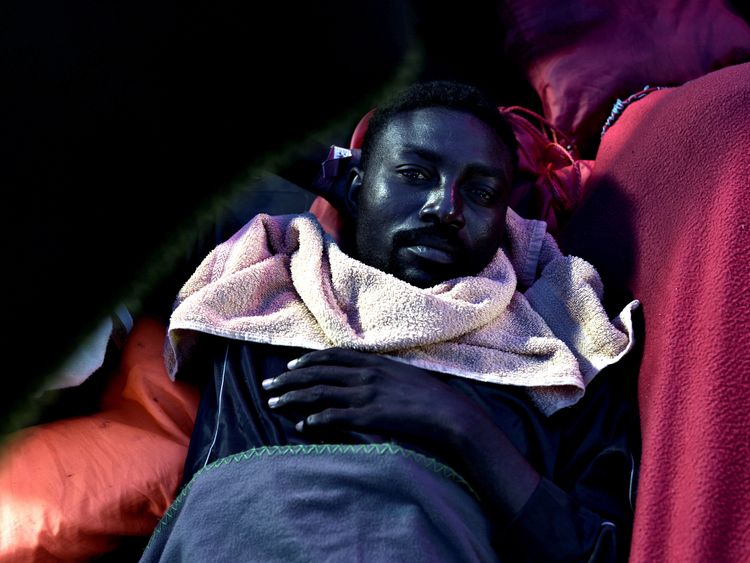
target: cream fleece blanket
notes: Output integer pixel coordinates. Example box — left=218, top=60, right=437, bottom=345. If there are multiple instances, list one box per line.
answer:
left=166, top=210, right=638, bottom=416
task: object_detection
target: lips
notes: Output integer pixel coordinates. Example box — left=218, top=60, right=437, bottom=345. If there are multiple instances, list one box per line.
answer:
left=400, top=235, right=461, bottom=265
left=404, top=245, right=455, bottom=264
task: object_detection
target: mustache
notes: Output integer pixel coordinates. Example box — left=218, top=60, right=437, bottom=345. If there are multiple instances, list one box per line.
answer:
left=391, top=226, right=463, bottom=252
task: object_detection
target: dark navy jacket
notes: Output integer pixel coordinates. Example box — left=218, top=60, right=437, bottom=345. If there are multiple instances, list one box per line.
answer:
left=178, top=332, right=641, bottom=563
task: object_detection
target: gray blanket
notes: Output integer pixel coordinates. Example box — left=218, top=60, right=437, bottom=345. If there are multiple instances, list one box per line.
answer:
left=140, top=443, right=499, bottom=562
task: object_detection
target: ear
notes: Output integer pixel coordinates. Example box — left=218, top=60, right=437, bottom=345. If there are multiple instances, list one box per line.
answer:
left=343, top=166, right=363, bottom=220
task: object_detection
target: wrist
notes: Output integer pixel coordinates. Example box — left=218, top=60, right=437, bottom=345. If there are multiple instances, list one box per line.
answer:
left=449, top=407, right=541, bottom=526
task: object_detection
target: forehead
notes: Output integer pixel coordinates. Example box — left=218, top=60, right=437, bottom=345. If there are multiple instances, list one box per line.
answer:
left=373, top=107, right=511, bottom=167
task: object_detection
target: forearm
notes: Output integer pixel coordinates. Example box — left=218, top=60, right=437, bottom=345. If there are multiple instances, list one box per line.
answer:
left=448, top=411, right=620, bottom=562
left=448, top=409, right=540, bottom=528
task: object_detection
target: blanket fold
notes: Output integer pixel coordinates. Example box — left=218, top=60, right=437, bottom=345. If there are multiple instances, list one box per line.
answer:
left=166, top=209, right=637, bottom=415
left=139, top=444, right=499, bottom=563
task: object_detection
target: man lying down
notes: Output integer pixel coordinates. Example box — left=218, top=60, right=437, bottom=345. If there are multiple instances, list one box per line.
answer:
left=141, top=81, right=641, bottom=562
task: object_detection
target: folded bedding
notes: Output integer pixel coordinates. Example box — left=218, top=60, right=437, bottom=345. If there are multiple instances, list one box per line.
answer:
left=140, top=443, right=498, bottom=563
left=0, top=318, right=200, bottom=563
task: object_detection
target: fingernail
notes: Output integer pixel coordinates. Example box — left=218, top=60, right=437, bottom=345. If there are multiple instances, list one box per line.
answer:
left=295, top=420, right=304, bottom=432
left=268, top=397, right=280, bottom=408
left=287, top=358, right=299, bottom=370
left=261, top=378, right=275, bottom=390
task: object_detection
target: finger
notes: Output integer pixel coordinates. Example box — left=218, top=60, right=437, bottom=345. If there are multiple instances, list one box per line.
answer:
left=262, top=365, right=361, bottom=392
left=300, top=406, right=371, bottom=433
left=301, top=403, right=454, bottom=448
left=267, top=385, right=371, bottom=411
left=289, top=347, right=382, bottom=370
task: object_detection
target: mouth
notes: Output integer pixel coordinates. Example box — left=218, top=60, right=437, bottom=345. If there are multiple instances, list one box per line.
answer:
left=390, top=229, right=464, bottom=273
left=400, top=233, right=462, bottom=265
left=403, top=245, right=456, bottom=265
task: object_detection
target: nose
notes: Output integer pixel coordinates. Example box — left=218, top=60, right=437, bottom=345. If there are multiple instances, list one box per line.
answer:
left=419, top=180, right=465, bottom=228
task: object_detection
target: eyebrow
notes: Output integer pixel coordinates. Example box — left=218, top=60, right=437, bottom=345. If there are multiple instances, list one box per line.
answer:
left=400, top=145, right=508, bottom=179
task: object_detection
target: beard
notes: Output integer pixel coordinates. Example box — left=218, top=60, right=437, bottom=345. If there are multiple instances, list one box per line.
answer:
left=382, top=225, right=476, bottom=287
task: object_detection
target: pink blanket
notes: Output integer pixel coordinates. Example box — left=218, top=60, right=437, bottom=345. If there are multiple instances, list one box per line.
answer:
left=559, top=62, right=750, bottom=561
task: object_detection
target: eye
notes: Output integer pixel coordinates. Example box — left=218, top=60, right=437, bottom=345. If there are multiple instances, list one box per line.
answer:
left=398, top=168, right=429, bottom=181
left=467, top=185, right=498, bottom=204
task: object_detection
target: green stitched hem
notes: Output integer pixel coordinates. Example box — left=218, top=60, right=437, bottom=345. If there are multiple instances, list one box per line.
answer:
left=147, top=443, right=476, bottom=544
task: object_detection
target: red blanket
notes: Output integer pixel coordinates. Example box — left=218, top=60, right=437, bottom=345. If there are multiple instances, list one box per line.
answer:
left=559, top=62, right=750, bottom=561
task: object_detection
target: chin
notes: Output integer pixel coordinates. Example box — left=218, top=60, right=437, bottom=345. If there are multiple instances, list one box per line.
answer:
left=386, top=252, right=470, bottom=288
left=396, top=267, right=452, bottom=289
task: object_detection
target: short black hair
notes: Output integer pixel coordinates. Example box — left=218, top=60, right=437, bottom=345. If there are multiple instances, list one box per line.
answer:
left=360, top=80, right=518, bottom=173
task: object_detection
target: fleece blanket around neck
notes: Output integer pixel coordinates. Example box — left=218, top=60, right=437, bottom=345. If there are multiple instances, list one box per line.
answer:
left=166, top=209, right=638, bottom=416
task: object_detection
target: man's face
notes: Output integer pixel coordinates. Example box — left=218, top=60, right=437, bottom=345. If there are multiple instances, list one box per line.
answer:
left=351, top=107, right=514, bottom=288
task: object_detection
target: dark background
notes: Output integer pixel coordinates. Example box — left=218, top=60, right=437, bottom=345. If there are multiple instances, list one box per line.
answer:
left=1, top=1, right=539, bottom=433
left=3, top=0, right=748, bottom=433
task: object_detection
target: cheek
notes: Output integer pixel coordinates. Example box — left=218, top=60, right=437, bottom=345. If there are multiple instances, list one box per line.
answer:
left=353, top=195, right=403, bottom=267
left=462, top=211, right=506, bottom=258
left=360, top=181, right=421, bottom=228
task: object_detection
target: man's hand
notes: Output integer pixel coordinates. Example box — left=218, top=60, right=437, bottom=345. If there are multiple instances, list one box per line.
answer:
left=263, top=347, right=541, bottom=524
left=262, top=347, right=485, bottom=451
